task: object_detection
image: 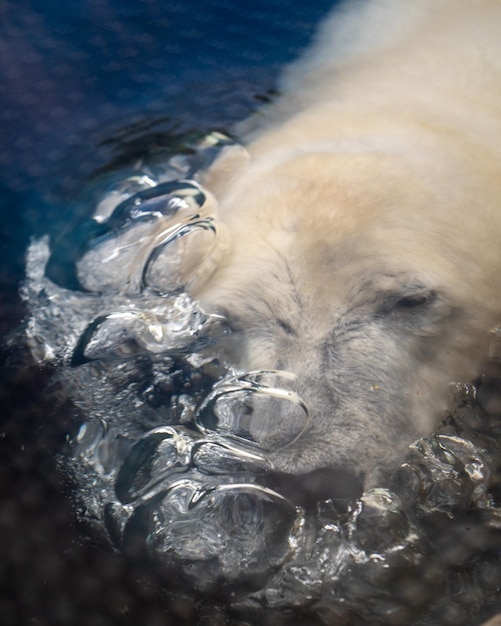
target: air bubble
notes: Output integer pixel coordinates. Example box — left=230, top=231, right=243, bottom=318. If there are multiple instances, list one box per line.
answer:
left=196, top=370, right=310, bottom=451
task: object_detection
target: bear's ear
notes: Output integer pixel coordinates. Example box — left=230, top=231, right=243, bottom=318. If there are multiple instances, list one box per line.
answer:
left=199, top=143, right=250, bottom=198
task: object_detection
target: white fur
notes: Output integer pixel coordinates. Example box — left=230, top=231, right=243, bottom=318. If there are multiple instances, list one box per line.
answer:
left=195, top=0, right=501, bottom=480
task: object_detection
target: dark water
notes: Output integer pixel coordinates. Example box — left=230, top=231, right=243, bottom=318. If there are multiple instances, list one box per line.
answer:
left=0, top=2, right=334, bottom=624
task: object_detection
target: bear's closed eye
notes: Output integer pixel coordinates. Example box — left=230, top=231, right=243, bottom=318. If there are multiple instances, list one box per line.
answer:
left=379, top=289, right=437, bottom=315
left=393, top=290, right=436, bottom=310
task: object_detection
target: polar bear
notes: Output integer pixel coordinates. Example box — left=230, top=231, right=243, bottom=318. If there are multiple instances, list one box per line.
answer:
left=191, top=0, right=501, bottom=482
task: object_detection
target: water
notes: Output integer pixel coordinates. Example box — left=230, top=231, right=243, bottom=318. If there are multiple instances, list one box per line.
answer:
left=14, top=132, right=501, bottom=625
left=2, top=1, right=500, bottom=622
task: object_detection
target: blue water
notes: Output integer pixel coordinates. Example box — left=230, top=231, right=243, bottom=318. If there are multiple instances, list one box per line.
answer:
left=0, top=0, right=335, bottom=325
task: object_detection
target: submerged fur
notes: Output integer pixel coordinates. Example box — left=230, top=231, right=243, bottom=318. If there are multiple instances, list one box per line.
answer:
left=193, top=0, right=501, bottom=482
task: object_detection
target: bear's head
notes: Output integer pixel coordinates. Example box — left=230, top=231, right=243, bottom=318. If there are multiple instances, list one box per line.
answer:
left=194, top=145, right=501, bottom=483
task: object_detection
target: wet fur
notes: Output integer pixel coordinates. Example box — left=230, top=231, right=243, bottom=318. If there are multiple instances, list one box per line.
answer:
left=194, top=0, right=501, bottom=483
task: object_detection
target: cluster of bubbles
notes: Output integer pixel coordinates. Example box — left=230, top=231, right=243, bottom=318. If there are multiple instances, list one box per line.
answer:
left=20, top=132, right=501, bottom=625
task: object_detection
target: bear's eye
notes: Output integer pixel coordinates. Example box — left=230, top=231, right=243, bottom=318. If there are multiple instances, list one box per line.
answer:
left=394, top=292, right=434, bottom=309
left=390, top=289, right=436, bottom=312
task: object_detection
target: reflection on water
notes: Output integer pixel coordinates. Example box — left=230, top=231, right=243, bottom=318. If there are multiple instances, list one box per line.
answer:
left=13, top=132, right=501, bottom=625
